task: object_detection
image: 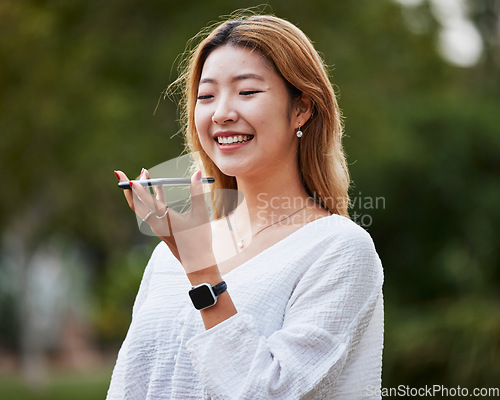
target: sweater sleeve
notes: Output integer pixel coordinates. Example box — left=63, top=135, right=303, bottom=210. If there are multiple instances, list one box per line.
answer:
left=186, top=227, right=384, bottom=399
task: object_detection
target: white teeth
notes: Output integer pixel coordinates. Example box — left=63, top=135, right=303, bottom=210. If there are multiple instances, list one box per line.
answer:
left=217, top=135, right=253, bottom=145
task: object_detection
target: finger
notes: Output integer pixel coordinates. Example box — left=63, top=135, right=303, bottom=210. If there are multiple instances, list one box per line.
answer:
left=155, top=185, right=166, bottom=205
left=154, top=176, right=166, bottom=205
left=126, top=181, right=154, bottom=220
left=114, top=169, right=129, bottom=183
left=190, top=169, right=208, bottom=214
left=141, top=168, right=166, bottom=207
left=144, top=199, right=172, bottom=238
left=115, top=170, right=136, bottom=211
left=129, top=175, right=171, bottom=234
left=140, top=167, right=151, bottom=196
left=140, top=167, right=164, bottom=213
left=115, top=170, right=152, bottom=223
left=129, top=179, right=157, bottom=213
left=140, top=167, right=151, bottom=199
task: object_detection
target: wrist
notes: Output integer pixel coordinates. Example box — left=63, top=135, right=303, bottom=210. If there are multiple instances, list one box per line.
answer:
left=181, top=251, right=217, bottom=275
left=187, top=264, right=222, bottom=286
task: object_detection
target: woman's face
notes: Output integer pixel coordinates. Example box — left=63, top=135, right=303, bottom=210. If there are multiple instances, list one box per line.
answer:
left=194, top=44, right=299, bottom=179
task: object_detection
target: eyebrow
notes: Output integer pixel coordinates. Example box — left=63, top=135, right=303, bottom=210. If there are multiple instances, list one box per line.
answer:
left=199, top=73, right=265, bottom=85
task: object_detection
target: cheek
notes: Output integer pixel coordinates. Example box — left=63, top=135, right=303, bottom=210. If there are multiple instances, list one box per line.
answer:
left=194, top=108, right=210, bottom=140
left=194, top=108, right=215, bottom=158
left=194, top=107, right=203, bottom=133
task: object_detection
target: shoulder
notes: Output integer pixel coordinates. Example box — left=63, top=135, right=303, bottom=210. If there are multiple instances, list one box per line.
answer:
left=283, top=213, right=381, bottom=264
left=303, top=214, right=383, bottom=280
left=308, top=213, right=377, bottom=250
left=286, top=214, right=383, bottom=319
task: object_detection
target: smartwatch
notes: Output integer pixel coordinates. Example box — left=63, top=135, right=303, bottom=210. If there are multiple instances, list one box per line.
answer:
left=188, top=281, right=227, bottom=310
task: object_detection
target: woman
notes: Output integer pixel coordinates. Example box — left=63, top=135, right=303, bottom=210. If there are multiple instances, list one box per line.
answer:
left=110, top=14, right=383, bottom=400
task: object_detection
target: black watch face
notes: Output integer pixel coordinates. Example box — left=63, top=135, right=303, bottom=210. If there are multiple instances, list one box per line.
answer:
left=189, top=285, right=215, bottom=310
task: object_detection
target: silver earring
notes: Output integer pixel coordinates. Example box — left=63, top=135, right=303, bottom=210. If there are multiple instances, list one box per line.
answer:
left=296, top=125, right=303, bottom=138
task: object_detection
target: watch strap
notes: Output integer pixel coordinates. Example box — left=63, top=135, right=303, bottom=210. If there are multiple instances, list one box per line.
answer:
left=211, top=281, right=227, bottom=297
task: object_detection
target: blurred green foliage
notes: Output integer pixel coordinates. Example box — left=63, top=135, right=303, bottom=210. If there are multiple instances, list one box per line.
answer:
left=1, top=0, right=499, bottom=394
left=92, top=244, right=152, bottom=345
left=0, top=368, right=111, bottom=399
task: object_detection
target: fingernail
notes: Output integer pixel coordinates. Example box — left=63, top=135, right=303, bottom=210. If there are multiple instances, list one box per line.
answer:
left=129, top=181, right=134, bottom=188
left=195, top=169, right=202, bottom=181
left=114, top=171, right=120, bottom=181
left=141, top=168, right=145, bottom=175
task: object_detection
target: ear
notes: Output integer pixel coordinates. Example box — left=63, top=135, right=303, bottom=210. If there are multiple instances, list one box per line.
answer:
left=293, top=94, right=314, bottom=128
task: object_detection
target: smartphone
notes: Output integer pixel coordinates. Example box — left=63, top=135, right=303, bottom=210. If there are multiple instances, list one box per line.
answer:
left=118, top=177, right=215, bottom=190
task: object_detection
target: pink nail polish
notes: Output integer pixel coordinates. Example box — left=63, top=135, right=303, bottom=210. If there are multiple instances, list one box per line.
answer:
left=114, top=171, right=120, bottom=181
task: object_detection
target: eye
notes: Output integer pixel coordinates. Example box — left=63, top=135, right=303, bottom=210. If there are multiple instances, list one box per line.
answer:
left=240, top=90, right=262, bottom=96
left=197, top=94, right=213, bottom=100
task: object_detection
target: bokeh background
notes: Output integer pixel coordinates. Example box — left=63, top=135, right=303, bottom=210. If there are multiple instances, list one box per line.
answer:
left=1, top=0, right=499, bottom=398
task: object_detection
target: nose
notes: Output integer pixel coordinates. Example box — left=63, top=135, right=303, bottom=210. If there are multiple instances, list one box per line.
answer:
left=211, top=97, right=238, bottom=124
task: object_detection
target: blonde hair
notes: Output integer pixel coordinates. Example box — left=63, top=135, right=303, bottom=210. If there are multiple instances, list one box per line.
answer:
left=172, top=13, right=350, bottom=217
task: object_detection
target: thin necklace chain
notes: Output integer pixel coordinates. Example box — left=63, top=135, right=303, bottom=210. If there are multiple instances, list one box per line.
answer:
left=230, top=204, right=308, bottom=249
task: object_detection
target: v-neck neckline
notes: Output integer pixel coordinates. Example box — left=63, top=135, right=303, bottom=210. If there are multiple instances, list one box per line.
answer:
left=220, top=213, right=338, bottom=278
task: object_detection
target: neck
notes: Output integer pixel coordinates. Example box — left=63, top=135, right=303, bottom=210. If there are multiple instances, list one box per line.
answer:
left=233, top=164, right=311, bottom=230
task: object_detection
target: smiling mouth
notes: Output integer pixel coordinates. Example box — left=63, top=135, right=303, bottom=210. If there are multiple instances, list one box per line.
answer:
left=215, top=135, right=254, bottom=145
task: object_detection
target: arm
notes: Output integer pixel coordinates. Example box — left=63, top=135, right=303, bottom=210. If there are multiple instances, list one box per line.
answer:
left=186, top=228, right=383, bottom=399
left=116, top=168, right=236, bottom=330
left=187, top=265, right=237, bottom=330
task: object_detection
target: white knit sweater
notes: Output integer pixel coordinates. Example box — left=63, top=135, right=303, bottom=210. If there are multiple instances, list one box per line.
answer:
left=106, top=214, right=384, bottom=400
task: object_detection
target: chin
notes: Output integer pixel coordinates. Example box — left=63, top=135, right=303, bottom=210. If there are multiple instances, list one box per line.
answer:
left=212, top=159, right=253, bottom=179
left=216, top=164, right=245, bottom=178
